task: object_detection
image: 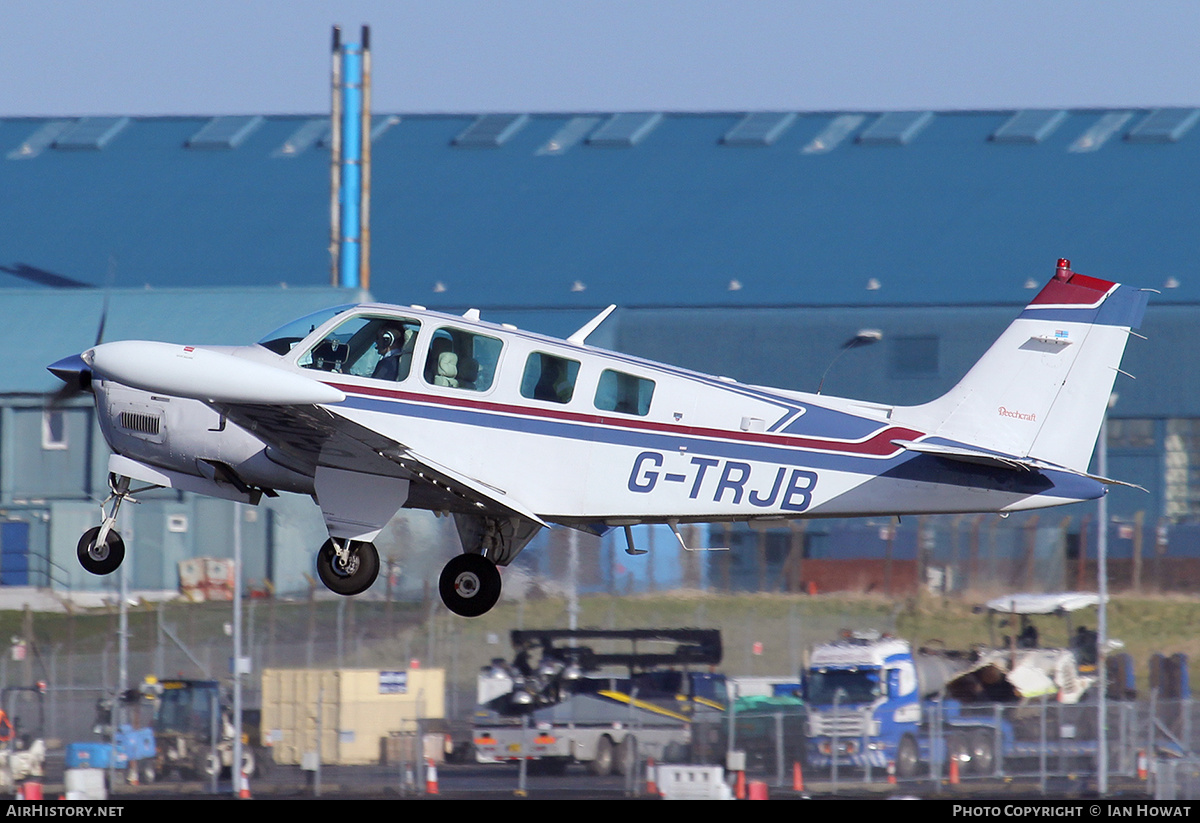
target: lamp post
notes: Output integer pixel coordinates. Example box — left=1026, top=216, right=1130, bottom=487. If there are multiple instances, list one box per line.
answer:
left=1097, top=393, right=1116, bottom=796
left=817, top=330, right=883, bottom=395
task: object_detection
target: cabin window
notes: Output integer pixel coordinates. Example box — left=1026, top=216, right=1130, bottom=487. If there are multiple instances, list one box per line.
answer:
left=595, top=369, right=654, bottom=416
left=424, top=327, right=502, bottom=392
left=298, top=315, right=421, bottom=382
left=520, top=353, right=580, bottom=404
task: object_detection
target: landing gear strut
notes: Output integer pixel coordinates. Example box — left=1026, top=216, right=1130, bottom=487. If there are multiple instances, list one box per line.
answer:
left=316, top=539, right=380, bottom=595
left=438, top=554, right=501, bottom=617
left=77, top=474, right=150, bottom=576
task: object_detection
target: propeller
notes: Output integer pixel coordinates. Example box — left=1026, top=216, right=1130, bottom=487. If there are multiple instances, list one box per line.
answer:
left=45, top=255, right=114, bottom=405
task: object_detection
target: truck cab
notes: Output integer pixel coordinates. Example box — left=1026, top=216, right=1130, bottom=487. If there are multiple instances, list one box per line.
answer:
left=803, top=631, right=923, bottom=773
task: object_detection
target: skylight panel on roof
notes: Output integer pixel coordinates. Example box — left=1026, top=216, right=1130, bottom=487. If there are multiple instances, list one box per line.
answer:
left=187, top=116, right=265, bottom=150
left=454, top=114, right=530, bottom=148
left=1068, top=111, right=1133, bottom=152
left=314, top=115, right=401, bottom=150
left=857, top=111, right=933, bottom=145
left=536, top=116, right=601, bottom=156
left=272, top=119, right=329, bottom=158
left=1126, top=108, right=1200, bottom=143
left=53, top=117, right=130, bottom=150
left=991, top=110, right=1067, bottom=144
left=722, top=113, right=797, bottom=146
left=802, top=114, right=865, bottom=154
left=587, top=113, right=663, bottom=146
left=7, top=120, right=72, bottom=159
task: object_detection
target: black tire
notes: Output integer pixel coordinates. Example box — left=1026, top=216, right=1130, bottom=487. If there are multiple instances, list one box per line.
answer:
left=968, top=728, right=995, bottom=775
left=77, top=527, right=125, bottom=575
left=896, top=734, right=920, bottom=779
left=616, top=735, right=638, bottom=777
left=438, top=554, right=502, bottom=617
left=947, top=732, right=969, bottom=776
left=316, top=539, right=380, bottom=595
left=591, top=735, right=615, bottom=777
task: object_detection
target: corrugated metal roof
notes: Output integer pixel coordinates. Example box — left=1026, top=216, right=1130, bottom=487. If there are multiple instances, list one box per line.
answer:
left=0, top=110, right=1196, bottom=311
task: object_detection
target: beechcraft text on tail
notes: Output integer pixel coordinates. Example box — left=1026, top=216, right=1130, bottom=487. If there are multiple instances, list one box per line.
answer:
left=48, top=259, right=1150, bottom=616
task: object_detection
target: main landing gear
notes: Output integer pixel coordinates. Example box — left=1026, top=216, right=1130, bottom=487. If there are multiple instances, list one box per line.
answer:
left=315, top=539, right=380, bottom=596
left=438, top=554, right=501, bottom=618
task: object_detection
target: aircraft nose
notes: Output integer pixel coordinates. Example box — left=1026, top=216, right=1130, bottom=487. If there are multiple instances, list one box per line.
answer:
left=47, top=353, right=93, bottom=393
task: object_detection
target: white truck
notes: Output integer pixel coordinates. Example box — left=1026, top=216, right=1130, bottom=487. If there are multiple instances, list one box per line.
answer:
left=472, top=629, right=726, bottom=775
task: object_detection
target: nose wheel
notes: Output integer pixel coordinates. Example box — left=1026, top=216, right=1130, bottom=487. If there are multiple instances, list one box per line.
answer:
left=316, top=539, right=380, bottom=595
left=439, top=554, right=502, bottom=617
left=77, top=526, right=126, bottom=576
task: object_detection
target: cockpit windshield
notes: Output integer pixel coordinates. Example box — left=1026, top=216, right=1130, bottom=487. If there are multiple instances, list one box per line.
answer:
left=257, top=306, right=355, bottom=356
left=806, top=668, right=881, bottom=705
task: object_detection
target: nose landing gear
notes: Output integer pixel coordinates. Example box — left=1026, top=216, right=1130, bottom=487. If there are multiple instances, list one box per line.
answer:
left=76, top=474, right=154, bottom=576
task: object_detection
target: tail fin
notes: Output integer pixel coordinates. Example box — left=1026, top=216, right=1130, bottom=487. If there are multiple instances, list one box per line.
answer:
left=901, top=259, right=1149, bottom=473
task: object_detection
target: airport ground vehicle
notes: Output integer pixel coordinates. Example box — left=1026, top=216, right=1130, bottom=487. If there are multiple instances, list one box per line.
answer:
left=141, top=678, right=264, bottom=781
left=0, top=684, right=46, bottom=793
left=803, top=593, right=1133, bottom=778
left=472, top=629, right=726, bottom=774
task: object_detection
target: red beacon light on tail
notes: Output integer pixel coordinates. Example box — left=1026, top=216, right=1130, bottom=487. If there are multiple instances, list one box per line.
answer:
left=1055, top=258, right=1073, bottom=282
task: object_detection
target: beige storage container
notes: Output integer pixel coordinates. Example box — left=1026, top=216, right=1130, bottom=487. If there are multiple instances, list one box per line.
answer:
left=261, top=667, right=445, bottom=766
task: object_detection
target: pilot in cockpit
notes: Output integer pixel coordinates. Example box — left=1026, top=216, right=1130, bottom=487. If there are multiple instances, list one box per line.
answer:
left=371, top=324, right=413, bottom=382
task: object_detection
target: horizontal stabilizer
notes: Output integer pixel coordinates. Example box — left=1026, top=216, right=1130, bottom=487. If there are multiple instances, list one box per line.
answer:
left=893, top=439, right=1146, bottom=491
left=892, top=440, right=1032, bottom=471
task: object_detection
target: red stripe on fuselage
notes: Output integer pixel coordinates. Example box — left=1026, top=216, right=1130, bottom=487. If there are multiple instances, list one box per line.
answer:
left=323, top=380, right=922, bottom=458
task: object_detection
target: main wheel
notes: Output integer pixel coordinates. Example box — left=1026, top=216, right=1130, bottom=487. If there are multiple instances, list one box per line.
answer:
left=438, top=554, right=502, bottom=617
left=616, top=735, right=638, bottom=777
left=77, top=527, right=125, bottom=575
left=896, top=734, right=920, bottom=780
left=316, top=539, right=380, bottom=595
left=590, top=735, right=615, bottom=776
left=968, top=728, right=995, bottom=775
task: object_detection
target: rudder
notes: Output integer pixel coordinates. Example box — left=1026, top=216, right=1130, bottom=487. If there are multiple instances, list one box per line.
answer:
left=901, top=259, right=1149, bottom=473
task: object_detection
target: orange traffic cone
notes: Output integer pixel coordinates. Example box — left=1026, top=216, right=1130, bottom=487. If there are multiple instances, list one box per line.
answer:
left=735, top=768, right=746, bottom=800
left=887, top=760, right=897, bottom=784
left=239, top=767, right=252, bottom=799
left=793, top=761, right=804, bottom=792
left=646, top=758, right=658, bottom=795
left=1137, top=750, right=1148, bottom=780
left=949, top=754, right=960, bottom=785
left=426, top=757, right=440, bottom=795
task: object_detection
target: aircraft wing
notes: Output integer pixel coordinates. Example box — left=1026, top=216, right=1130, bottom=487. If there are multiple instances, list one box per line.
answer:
left=218, top=402, right=548, bottom=527
left=891, top=439, right=1146, bottom=491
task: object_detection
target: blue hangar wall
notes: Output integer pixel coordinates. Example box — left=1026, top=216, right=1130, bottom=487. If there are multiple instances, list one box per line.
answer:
left=2, top=109, right=1199, bottom=596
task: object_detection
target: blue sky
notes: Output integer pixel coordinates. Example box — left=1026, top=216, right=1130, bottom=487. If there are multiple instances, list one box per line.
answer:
left=2, top=1, right=1199, bottom=117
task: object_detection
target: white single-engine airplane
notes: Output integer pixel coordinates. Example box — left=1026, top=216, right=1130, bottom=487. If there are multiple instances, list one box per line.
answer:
left=48, top=259, right=1147, bottom=616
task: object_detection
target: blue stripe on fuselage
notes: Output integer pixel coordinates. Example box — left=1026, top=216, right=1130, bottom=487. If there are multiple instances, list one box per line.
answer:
left=337, top=392, right=1101, bottom=501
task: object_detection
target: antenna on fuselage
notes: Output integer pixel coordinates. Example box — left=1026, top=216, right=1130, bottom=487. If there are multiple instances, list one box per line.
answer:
left=567, top=304, right=617, bottom=345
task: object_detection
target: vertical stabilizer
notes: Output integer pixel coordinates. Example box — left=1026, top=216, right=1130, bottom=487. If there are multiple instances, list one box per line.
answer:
left=899, top=260, right=1149, bottom=473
